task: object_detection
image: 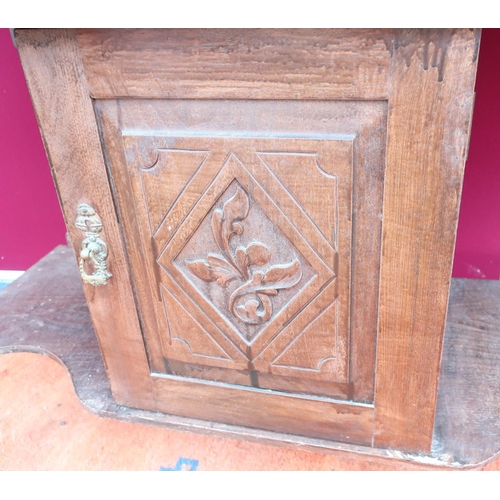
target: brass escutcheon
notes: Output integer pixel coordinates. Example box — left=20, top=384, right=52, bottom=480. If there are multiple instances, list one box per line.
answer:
left=75, top=203, right=112, bottom=286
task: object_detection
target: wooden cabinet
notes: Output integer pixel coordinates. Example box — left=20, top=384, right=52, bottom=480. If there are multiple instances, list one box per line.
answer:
left=16, top=29, right=479, bottom=454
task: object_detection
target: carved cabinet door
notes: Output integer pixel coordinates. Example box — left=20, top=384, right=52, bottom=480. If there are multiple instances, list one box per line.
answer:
left=95, top=99, right=385, bottom=444
left=17, top=28, right=479, bottom=453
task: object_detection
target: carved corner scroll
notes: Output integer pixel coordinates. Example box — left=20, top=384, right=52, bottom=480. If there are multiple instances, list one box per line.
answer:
left=75, top=203, right=112, bottom=286
left=185, top=186, right=302, bottom=326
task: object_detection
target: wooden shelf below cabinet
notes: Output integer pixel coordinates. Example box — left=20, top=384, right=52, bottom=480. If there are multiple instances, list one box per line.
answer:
left=1, top=245, right=500, bottom=470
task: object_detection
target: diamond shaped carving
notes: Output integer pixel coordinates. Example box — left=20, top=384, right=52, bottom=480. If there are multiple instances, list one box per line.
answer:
left=157, top=151, right=336, bottom=358
left=175, top=180, right=315, bottom=342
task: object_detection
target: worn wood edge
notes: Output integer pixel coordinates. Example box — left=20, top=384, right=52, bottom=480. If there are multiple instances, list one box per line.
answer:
left=432, top=277, right=500, bottom=466
left=148, top=374, right=374, bottom=446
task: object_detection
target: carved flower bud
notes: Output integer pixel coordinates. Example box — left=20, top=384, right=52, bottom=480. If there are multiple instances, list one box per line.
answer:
left=246, top=242, right=271, bottom=266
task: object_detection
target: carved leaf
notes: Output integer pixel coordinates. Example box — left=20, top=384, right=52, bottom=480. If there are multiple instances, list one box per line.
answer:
left=207, top=253, right=234, bottom=272
left=210, top=187, right=250, bottom=281
left=224, top=186, right=250, bottom=228
left=246, top=242, right=271, bottom=267
left=185, top=259, right=216, bottom=282
left=207, top=253, right=239, bottom=287
left=234, top=246, right=249, bottom=277
left=231, top=222, right=244, bottom=236
left=211, top=209, right=225, bottom=256
left=250, top=271, right=265, bottom=284
left=221, top=187, right=250, bottom=242
left=185, top=258, right=238, bottom=287
left=214, top=272, right=237, bottom=287
left=233, top=243, right=270, bottom=278
left=263, top=259, right=302, bottom=290
left=186, top=184, right=304, bottom=327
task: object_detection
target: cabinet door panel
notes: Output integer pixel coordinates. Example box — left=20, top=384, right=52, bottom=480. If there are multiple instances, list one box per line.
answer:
left=97, top=99, right=386, bottom=406
left=130, top=136, right=347, bottom=389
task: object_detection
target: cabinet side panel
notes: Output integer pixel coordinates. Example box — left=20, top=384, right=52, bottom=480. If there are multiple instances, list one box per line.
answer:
left=375, top=28, right=480, bottom=452
left=15, top=29, right=154, bottom=408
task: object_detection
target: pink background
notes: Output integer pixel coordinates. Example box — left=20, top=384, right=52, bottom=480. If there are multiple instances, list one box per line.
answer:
left=452, top=29, right=500, bottom=279
left=1, top=29, right=499, bottom=279
left=0, top=28, right=67, bottom=270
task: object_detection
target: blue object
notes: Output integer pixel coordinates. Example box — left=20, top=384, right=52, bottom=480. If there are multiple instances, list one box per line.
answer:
left=160, top=457, right=199, bottom=471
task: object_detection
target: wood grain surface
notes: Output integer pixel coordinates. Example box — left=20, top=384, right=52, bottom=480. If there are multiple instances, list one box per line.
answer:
left=76, top=29, right=392, bottom=100
left=96, top=98, right=387, bottom=404
left=434, top=278, right=500, bottom=465
left=374, top=28, right=480, bottom=453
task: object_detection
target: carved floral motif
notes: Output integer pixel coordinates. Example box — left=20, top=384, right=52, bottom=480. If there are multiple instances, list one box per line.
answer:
left=185, top=186, right=302, bottom=325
